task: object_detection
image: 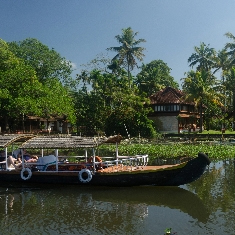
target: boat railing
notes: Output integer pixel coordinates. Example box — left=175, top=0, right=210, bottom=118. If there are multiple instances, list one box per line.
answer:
left=90, top=155, right=149, bottom=173
left=94, top=154, right=149, bottom=168
left=23, top=161, right=93, bottom=172
left=117, top=154, right=148, bottom=166
left=14, top=154, right=149, bottom=173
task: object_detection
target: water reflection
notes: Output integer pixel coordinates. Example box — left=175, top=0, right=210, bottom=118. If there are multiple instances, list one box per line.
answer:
left=3, top=160, right=235, bottom=234
left=0, top=184, right=209, bottom=235
left=186, top=159, right=235, bottom=234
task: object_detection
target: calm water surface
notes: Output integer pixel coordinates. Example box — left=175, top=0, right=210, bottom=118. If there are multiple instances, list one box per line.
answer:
left=0, top=160, right=234, bottom=235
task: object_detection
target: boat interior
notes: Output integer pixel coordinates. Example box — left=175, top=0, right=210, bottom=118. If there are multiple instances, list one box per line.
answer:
left=0, top=134, right=159, bottom=174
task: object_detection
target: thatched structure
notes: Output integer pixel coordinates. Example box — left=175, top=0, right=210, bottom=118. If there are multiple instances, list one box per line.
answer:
left=0, top=134, right=35, bottom=148
left=0, top=134, right=122, bottom=149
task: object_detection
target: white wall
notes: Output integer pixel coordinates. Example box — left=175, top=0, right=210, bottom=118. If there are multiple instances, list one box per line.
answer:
left=158, top=116, right=178, bottom=133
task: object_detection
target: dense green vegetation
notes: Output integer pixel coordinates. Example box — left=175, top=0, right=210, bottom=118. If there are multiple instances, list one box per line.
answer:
left=0, top=38, right=75, bottom=131
left=1, top=27, right=235, bottom=136
left=98, top=141, right=235, bottom=163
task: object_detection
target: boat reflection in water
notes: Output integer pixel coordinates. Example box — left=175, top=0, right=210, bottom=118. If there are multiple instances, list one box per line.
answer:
left=0, top=184, right=209, bottom=234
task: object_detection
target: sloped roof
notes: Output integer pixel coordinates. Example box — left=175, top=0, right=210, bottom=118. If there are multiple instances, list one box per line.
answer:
left=150, top=87, right=184, bottom=104
left=0, top=134, right=35, bottom=148
left=0, top=134, right=123, bottom=149
left=22, top=136, right=99, bottom=149
left=21, top=135, right=122, bottom=149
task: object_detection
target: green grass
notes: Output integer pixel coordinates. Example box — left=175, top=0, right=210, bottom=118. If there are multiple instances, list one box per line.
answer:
left=201, top=130, right=235, bottom=134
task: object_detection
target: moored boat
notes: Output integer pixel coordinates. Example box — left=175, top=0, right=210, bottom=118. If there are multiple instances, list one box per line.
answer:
left=0, top=134, right=210, bottom=186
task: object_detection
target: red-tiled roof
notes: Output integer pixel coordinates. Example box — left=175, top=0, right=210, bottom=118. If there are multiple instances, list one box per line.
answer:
left=150, top=87, right=184, bottom=104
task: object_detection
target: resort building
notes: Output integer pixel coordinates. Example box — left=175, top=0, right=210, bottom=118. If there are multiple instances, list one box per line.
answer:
left=148, top=87, right=203, bottom=133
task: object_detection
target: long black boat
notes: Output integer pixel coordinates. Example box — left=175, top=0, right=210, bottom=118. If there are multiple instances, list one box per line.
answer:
left=0, top=134, right=210, bottom=186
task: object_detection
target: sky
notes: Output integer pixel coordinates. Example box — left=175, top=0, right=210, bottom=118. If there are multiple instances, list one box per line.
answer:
left=1, top=0, right=235, bottom=87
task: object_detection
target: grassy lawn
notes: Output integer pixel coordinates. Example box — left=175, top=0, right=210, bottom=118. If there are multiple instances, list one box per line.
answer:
left=201, top=130, right=235, bottom=134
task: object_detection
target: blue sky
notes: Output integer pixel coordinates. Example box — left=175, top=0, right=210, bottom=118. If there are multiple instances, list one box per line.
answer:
left=1, top=0, right=235, bottom=87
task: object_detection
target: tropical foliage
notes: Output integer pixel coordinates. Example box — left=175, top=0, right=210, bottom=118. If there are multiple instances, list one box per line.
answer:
left=182, top=33, right=235, bottom=132
left=8, top=38, right=73, bottom=85
left=182, top=70, right=223, bottom=132
left=135, top=60, right=179, bottom=96
left=0, top=38, right=75, bottom=132
left=99, top=141, right=235, bottom=162
left=107, top=27, right=146, bottom=88
left=74, top=69, right=156, bottom=137
left=1, top=28, right=235, bottom=136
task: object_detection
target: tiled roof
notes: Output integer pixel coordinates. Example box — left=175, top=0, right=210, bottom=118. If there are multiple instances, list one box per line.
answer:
left=150, top=87, right=185, bottom=104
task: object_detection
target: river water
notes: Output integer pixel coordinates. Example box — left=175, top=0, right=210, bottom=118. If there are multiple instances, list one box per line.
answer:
left=0, top=160, right=234, bottom=235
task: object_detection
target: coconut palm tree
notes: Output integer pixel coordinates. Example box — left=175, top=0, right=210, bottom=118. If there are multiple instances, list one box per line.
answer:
left=108, top=27, right=146, bottom=88
left=225, top=32, right=235, bottom=65
left=224, top=67, right=235, bottom=130
left=187, top=42, right=219, bottom=132
left=213, top=49, right=232, bottom=128
left=223, top=32, right=235, bottom=129
left=182, top=70, right=223, bottom=132
left=213, top=49, right=231, bottom=75
left=188, top=42, right=216, bottom=72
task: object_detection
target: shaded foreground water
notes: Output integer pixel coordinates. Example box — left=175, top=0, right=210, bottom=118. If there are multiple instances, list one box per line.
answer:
left=0, top=160, right=234, bottom=235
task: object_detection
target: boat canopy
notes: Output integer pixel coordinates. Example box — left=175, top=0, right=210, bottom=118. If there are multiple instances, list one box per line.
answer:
left=22, top=136, right=100, bottom=149
left=0, top=134, right=35, bottom=148
left=0, top=134, right=123, bottom=149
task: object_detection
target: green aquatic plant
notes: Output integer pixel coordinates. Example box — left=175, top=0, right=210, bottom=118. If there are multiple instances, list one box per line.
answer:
left=98, top=142, right=235, bottom=161
left=164, top=228, right=172, bottom=234
left=164, top=227, right=177, bottom=234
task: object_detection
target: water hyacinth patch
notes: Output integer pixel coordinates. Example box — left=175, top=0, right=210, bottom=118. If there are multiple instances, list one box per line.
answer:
left=98, top=142, right=235, bottom=162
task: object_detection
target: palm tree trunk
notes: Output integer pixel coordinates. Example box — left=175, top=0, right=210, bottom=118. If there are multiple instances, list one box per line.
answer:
left=199, top=101, right=203, bottom=133
left=233, top=88, right=235, bottom=131
left=127, top=55, right=130, bottom=88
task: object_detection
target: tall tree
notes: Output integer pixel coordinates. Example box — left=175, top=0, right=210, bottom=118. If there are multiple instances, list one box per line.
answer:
left=75, top=69, right=156, bottom=137
left=225, top=32, right=235, bottom=66
left=224, top=67, right=235, bottom=130
left=213, top=49, right=231, bottom=75
left=0, top=40, right=43, bottom=131
left=182, top=70, right=222, bottom=132
left=107, top=27, right=146, bottom=88
left=224, top=32, right=235, bottom=129
left=187, top=42, right=217, bottom=131
left=188, top=42, right=216, bottom=72
left=135, top=60, right=179, bottom=96
left=8, top=38, right=73, bottom=85
left=36, top=79, right=76, bottom=124
left=213, top=49, right=232, bottom=128
left=0, top=38, right=75, bottom=132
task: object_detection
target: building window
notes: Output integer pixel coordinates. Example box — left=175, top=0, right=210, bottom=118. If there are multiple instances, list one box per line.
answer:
left=155, top=106, right=159, bottom=111
left=174, top=105, right=179, bottom=111
left=155, top=105, right=180, bottom=112
left=181, top=105, right=188, bottom=111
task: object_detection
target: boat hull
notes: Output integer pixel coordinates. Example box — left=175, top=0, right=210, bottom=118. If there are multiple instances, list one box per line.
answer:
left=0, top=153, right=210, bottom=186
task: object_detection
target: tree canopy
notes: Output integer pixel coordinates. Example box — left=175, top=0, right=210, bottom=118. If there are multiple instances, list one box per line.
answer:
left=188, top=42, right=216, bottom=72
left=75, top=68, right=156, bottom=137
left=8, top=38, right=73, bottom=85
left=107, top=27, right=146, bottom=88
left=135, top=60, right=179, bottom=96
left=0, top=38, right=75, bottom=132
left=2, top=28, right=235, bottom=135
